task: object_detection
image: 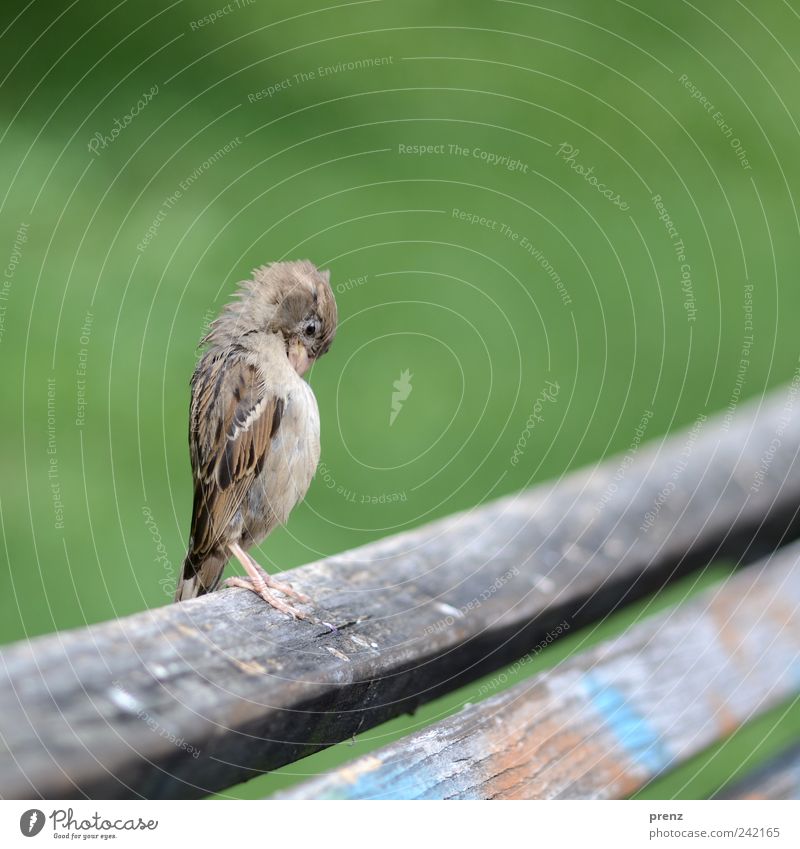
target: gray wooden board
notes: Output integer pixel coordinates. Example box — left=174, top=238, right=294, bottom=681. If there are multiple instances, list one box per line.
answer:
left=281, top=541, right=800, bottom=799
left=1, top=387, right=800, bottom=798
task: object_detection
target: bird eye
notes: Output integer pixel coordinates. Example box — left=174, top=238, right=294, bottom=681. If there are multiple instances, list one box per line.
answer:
left=304, top=322, right=317, bottom=336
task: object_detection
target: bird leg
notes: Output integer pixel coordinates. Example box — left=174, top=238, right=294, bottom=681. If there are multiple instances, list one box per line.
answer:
left=224, top=541, right=313, bottom=621
left=241, top=547, right=312, bottom=603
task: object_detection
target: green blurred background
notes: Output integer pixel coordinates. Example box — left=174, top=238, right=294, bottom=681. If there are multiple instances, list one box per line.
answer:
left=1, top=0, right=799, bottom=798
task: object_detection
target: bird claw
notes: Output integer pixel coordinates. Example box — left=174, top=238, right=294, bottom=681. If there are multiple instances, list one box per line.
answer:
left=225, top=575, right=313, bottom=622
left=260, top=571, right=312, bottom=604
left=226, top=544, right=329, bottom=625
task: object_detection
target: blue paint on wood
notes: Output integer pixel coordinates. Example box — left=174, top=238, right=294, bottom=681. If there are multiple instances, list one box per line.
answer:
left=312, top=755, right=480, bottom=800
left=583, top=673, right=670, bottom=774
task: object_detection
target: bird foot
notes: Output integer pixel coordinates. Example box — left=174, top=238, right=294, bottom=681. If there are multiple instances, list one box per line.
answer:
left=251, top=564, right=312, bottom=604
left=227, top=541, right=328, bottom=625
left=224, top=576, right=314, bottom=622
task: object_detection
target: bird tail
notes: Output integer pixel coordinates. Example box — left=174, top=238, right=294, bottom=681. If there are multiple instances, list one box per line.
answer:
left=174, top=551, right=227, bottom=602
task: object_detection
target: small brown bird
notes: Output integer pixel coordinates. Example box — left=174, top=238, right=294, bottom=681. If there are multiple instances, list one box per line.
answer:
left=174, top=260, right=337, bottom=621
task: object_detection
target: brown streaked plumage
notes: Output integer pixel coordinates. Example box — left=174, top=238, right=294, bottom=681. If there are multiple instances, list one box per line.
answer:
left=174, top=260, right=338, bottom=622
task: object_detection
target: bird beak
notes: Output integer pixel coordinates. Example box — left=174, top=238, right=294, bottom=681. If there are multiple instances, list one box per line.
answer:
left=287, top=337, right=311, bottom=376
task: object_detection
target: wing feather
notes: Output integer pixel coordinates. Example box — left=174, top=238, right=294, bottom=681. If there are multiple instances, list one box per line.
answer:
left=186, top=350, right=282, bottom=563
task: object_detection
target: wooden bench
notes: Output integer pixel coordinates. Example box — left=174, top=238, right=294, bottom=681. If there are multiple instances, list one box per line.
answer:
left=1, top=386, right=799, bottom=799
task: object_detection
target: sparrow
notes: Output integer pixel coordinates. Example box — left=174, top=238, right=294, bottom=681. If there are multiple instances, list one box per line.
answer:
left=174, top=260, right=337, bottom=622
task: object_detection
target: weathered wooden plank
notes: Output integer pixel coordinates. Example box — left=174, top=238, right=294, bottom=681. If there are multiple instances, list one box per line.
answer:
left=280, top=541, right=800, bottom=799
left=715, top=747, right=800, bottom=800
left=1, top=386, right=800, bottom=799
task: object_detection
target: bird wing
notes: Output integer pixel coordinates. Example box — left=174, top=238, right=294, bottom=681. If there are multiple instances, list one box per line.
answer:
left=187, top=349, right=284, bottom=563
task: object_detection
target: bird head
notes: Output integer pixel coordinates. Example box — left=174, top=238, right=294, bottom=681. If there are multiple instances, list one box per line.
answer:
left=203, top=260, right=338, bottom=375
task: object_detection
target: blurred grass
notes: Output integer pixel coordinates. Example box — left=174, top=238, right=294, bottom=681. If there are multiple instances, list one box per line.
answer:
left=1, top=0, right=800, bottom=797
